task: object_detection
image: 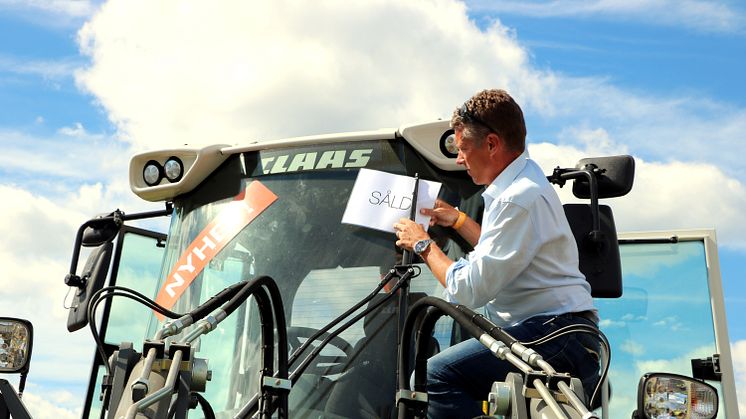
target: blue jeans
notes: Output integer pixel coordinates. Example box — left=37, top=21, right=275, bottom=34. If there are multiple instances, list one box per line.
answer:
left=426, top=313, right=601, bottom=419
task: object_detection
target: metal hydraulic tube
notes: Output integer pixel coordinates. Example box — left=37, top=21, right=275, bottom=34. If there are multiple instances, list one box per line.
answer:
left=397, top=298, right=598, bottom=419
left=108, top=276, right=288, bottom=419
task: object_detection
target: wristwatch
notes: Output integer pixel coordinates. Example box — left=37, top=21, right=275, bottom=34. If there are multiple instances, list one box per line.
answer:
left=413, top=239, right=434, bottom=255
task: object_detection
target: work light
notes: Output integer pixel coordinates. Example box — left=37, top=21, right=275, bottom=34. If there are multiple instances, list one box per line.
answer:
left=164, top=157, right=184, bottom=183
left=143, top=160, right=163, bottom=186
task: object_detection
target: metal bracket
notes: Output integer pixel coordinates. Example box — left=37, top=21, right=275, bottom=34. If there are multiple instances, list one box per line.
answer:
left=262, top=376, right=291, bottom=391
left=691, top=354, right=722, bottom=381
left=523, top=371, right=573, bottom=403
left=395, top=389, right=428, bottom=404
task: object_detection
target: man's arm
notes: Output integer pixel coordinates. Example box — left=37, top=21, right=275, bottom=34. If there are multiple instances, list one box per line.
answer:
left=417, top=242, right=452, bottom=288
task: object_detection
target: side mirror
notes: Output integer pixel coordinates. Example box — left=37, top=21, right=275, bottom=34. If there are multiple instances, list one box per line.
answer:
left=64, top=205, right=173, bottom=333
left=66, top=242, right=114, bottom=332
left=81, top=216, right=122, bottom=247
left=64, top=211, right=123, bottom=332
left=0, top=318, right=33, bottom=375
left=572, top=155, right=635, bottom=199
left=634, top=373, right=718, bottom=419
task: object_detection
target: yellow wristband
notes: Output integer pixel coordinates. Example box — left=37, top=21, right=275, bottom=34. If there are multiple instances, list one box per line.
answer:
left=452, top=211, right=467, bottom=230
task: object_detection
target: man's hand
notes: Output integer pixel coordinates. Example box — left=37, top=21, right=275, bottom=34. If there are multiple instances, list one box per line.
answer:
left=420, top=199, right=459, bottom=227
left=393, top=218, right=430, bottom=251
left=393, top=217, right=452, bottom=288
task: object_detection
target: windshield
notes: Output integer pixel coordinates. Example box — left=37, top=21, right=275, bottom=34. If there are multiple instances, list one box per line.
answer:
left=145, top=139, right=481, bottom=418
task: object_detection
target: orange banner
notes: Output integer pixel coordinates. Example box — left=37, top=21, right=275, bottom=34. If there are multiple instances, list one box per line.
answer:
left=154, top=181, right=277, bottom=318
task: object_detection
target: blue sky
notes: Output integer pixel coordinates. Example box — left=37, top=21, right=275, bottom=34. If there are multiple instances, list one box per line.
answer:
left=1, top=0, right=745, bottom=417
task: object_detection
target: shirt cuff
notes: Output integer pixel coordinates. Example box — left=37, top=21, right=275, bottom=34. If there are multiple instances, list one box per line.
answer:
left=444, top=258, right=469, bottom=303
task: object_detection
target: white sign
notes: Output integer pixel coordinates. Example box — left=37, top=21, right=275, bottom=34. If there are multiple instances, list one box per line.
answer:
left=342, top=168, right=441, bottom=233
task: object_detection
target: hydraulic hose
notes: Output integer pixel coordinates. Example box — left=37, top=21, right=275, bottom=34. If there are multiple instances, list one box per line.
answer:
left=397, top=297, right=489, bottom=419
left=217, top=276, right=287, bottom=419
left=208, top=276, right=288, bottom=419
left=240, top=267, right=415, bottom=418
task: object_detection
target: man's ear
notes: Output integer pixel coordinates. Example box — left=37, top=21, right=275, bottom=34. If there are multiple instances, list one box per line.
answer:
left=486, top=133, right=501, bottom=155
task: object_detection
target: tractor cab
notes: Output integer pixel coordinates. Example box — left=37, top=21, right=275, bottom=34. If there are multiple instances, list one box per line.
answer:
left=62, top=121, right=735, bottom=418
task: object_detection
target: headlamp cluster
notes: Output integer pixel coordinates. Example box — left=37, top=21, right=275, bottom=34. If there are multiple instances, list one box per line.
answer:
left=439, top=129, right=458, bottom=158
left=142, top=157, right=184, bottom=187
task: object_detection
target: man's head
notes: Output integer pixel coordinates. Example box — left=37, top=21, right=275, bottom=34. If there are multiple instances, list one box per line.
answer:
left=450, top=89, right=526, bottom=185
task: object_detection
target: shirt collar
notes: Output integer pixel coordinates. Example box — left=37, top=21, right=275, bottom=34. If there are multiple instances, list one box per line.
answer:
left=482, top=149, right=530, bottom=205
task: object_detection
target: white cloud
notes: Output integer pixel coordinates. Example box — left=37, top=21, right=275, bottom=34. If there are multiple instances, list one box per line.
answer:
left=0, top=0, right=98, bottom=18
left=635, top=344, right=713, bottom=378
left=58, top=122, right=95, bottom=138
left=0, top=185, right=98, bottom=401
left=620, top=339, right=645, bottom=356
left=73, top=0, right=746, bottom=239
left=0, top=54, right=81, bottom=80
left=0, top=127, right=137, bottom=205
left=599, top=319, right=626, bottom=329
left=467, top=0, right=745, bottom=33
left=75, top=0, right=555, bottom=150
left=1, top=384, right=83, bottom=419
left=533, top=78, right=746, bottom=181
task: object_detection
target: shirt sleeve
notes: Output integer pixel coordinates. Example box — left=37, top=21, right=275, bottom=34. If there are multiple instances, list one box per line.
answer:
left=444, top=201, right=539, bottom=308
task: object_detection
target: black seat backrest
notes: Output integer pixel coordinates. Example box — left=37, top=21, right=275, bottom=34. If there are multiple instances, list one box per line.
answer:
left=563, top=204, right=622, bottom=298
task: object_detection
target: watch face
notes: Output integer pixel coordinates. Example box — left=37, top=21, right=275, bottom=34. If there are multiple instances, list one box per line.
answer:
left=415, top=239, right=431, bottom=254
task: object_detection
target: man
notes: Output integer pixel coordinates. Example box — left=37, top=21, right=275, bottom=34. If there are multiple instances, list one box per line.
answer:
left=393, top=89, right=600, bottom=418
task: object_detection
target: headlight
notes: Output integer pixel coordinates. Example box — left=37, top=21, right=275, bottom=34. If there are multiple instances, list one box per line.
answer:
left=143, top=160, right=163, bottom=186
left=439, top=129, right=458, bottom=158
left=0, top=317, right=33, bottom=374
left=636, top=373, right=718, bottom=419
left=163, top=157, right=184, bottom=183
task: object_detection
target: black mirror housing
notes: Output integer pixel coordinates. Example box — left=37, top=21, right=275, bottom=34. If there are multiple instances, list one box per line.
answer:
left=81, top=217, right=121, bottom=247
left=66, top=242, right=114, bottom=332
left=572, top=155, right=635, bottom=199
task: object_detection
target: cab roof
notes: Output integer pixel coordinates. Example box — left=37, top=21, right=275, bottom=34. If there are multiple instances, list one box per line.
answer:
left=130, top=120, right=459, bottom=202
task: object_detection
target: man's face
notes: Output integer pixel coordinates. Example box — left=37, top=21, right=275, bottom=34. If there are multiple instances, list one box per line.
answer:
left=455, top=129, right=492, bottom=185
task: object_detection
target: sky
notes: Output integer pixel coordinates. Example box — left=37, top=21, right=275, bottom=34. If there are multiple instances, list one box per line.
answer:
left=0, top=0, right=745, bottom=416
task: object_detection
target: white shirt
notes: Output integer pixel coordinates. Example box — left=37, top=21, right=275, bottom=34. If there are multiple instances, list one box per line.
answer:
left=444, top=150, right=596, bottom=327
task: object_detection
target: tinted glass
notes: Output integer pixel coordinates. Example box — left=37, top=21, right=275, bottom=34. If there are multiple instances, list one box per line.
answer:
left=596, top=240, right=724, bottom=417
left=144, top=140, right=478, bottom=418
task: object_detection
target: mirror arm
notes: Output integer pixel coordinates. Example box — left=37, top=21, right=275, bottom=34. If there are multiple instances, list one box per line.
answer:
left=120, top=201, right=173, bottom=222
left=549, top=166, right=603, bottom=241
left=64, top=215, right=121, bottom=289
left=64, top=202, right=173, bottom=289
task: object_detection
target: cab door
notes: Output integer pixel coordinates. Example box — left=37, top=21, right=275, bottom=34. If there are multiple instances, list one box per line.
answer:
left=597, top=230, right=737, bottom=418
left=81, top=225, right=166, bottom=419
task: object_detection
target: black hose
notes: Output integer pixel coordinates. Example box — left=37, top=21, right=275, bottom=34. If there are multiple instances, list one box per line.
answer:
left=242, top=267, right=417, bottom=418
left=397, top=297, right=487, bottom=419
left=258, top=276, right=289, bottom=418
left=195, top=393, right=216, bottom=419
left=189, top=280, right=248, bottom=322
left=455, top=305, right=517, bottom=347
left=217, top=276, right=283, bottom=419
left=222, top=276, right=289, bottom=419
left=87, top=287, right=182, bottom=374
